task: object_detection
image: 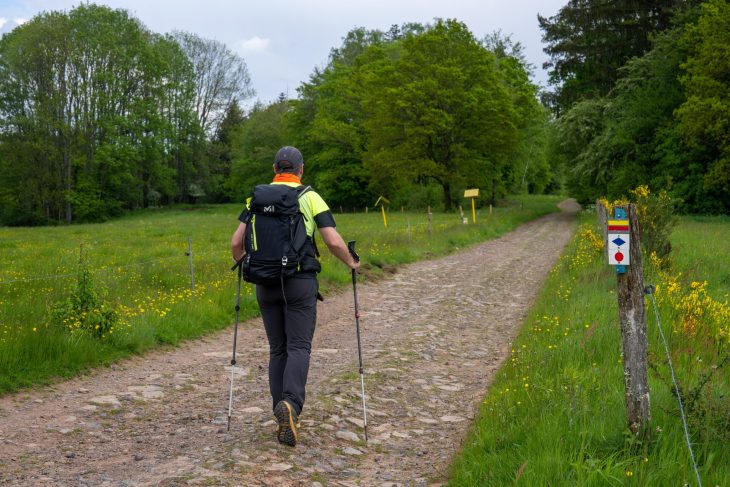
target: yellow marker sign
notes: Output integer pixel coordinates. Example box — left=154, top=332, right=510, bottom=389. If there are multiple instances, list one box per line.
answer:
left=464, top=188, right=479, bottom=223
left=374, top=196, right=390, bottom=228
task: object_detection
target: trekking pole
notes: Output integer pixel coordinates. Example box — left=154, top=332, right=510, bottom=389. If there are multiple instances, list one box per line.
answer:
left=347, top=240, right=368, bottom=443
left=227, top=258, right=244, bottom=431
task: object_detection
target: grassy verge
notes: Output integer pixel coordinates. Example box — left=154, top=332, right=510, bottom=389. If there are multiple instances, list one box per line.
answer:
left=0, top=194, right=562, bottom=394
left=447, top=211, right=730, bottom=486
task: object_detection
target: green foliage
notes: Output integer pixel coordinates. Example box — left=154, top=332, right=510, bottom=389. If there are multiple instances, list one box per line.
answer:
left=630, top=186, right=679, bottom=260
left=539, top=0, right=683, bottom=114
left=0, top=4, right=219, bottom=225
left=0, top=195, right=560, bottom=393
left=363, top=20, right=518, bottom=211
left=51, top=251, right=119, bottom=339
left=553, top=1, right=730, bottom=214
left=282, top=21, right=550, bottom=211
left=448, top=211, right=730, bottom=485
left=229, top=99, right=290, bottom=200
left=675, top=0, right=730, bottom=213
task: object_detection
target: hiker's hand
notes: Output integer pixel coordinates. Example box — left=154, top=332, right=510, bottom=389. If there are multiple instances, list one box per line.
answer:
left=350, top=260, right=361, bottom=273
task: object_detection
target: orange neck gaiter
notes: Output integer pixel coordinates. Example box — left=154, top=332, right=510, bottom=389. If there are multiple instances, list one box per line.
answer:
left=273, top=173, right=302, bottom=184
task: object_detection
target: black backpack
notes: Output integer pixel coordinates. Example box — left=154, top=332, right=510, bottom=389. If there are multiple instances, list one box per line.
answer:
left=240, top=184, right=321, bottom=285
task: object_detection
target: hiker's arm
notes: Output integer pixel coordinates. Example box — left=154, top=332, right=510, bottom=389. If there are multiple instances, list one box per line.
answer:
left=319, top=226, right=360, bottom=271
left=231, top=222, right=246, bottom=262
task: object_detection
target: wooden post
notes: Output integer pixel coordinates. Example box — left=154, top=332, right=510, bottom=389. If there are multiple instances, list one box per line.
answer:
left=407, top=220, right=411, bottom=243
left=459, top=205, right=465, bottom=224
left=427, top=206, right=433, bottom=238
left=186, top=237, right=195, bottom=291
left=615, top=204, right=650, bottom=434
left=365, top=206, right=368, bottom=214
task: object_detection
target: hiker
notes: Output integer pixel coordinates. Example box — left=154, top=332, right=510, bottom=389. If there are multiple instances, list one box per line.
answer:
left=230, top=146, right=360, bottom=447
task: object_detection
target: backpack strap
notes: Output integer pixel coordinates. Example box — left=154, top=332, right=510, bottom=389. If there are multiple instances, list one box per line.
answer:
left=295, top=185, right=321, bottom=258
left=297, top=185, right=312, bottom=198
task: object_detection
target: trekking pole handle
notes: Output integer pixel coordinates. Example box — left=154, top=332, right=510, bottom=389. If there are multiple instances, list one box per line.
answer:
left=347, top=240, right=360, bottom=263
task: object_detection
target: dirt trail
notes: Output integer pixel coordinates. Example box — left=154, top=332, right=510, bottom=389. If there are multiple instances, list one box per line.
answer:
left=0, top=200, right=579, bottom=487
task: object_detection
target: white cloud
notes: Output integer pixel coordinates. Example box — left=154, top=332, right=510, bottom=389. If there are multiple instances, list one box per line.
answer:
left=0, top=18, right=7, bottom=30
left=14, top=18, right=28, bottom=25
left=237, top=36, right=270, bottom=53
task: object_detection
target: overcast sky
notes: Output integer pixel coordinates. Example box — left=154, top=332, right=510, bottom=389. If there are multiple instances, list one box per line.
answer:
left=0, top=0, right=565, bottom=107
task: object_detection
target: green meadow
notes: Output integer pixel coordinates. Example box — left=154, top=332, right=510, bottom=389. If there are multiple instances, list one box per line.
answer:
left=0, top=195, right=561, bottom=394
left=448, top=212, right=730, bottom=486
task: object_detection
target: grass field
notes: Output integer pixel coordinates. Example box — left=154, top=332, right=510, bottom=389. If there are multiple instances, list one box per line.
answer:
left=448, top=212, right=730, bottom=486
left=0, top=195, right=561, bottom=394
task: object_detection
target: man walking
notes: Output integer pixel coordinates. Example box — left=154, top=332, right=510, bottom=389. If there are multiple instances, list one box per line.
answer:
left=230, top=146, right=359, bottom=447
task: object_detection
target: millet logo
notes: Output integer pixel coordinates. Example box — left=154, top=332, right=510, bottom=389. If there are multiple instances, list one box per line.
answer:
left=263, top=205, right=275, bottom=213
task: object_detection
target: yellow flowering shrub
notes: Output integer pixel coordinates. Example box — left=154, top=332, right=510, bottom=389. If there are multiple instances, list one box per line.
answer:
left=652, top=252, right=730, bottom=343
left=568, top=225, right=604, bottom=270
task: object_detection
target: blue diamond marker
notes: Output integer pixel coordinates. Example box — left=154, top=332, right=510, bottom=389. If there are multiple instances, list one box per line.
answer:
left=612, top=237, right=626, bottom=247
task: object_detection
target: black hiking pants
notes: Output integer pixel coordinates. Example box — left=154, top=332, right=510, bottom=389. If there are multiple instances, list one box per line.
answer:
left=256, top=277, right=318, bottom=415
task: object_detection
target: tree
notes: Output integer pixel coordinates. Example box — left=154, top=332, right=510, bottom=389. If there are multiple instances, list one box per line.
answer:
left=538, top=0, right=684, bottom=114
left=286, top=26, right=392, bottom=209
left=675, top=0, right=730, bottom=212
left=206, top=99, right=245, bottom=202
left=229, top=99, right=290, bottom=201
left=483, top=32, right=552, bottom=195
left=0, top=4, right=200, bottom=224
left=173, top=31, right=254, bottom=135
left=363, top=19, right=517, bottom=210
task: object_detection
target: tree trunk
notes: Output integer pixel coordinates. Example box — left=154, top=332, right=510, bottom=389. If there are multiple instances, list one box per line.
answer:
left=442, top=181, right=452, bottom=211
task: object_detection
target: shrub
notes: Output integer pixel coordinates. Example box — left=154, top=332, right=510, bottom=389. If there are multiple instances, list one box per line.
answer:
left=629, top=185, right=678, bottom=260
left=51, top=254, right=119, bottom=339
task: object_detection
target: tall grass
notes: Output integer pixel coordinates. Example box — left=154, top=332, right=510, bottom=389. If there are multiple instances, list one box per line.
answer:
left=448, top=212, right=730, bottom=486
left=0, top=195, right=561, bottom=394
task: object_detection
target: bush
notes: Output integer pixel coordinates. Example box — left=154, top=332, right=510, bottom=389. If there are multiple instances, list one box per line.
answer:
left=51, top=254, right=119, bottom=339
left=629, top=185, right=678, bottom=260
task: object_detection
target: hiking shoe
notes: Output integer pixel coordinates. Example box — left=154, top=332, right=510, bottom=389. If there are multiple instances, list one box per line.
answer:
left=274, top=400, right=299, bottom=447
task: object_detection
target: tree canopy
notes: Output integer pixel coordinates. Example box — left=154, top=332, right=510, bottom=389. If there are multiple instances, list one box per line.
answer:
left=273, top=20, right=548, bottom=211
left=0, top=4, right=252, bottom=224
left=545, top=0, right=729, bottom=213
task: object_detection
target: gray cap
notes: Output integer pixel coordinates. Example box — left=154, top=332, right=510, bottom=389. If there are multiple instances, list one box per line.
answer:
left=274, top=146, right=303, bottom=170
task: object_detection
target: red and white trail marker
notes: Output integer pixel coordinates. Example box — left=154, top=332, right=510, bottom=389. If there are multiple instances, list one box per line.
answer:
left=608, top=233, right=631, bottom=265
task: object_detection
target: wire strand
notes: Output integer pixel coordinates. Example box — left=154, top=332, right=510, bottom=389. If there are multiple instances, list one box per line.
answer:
left=0, top=249, right=228, bottom=286
left=647, top=288, right=702, bottom=487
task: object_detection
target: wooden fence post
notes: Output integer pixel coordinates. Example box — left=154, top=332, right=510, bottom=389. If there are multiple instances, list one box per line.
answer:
left=427, top=206, right=433, bottom=238
left=186, top=237, right=195, bottom=291
left=614, top=203, right=650, bottom=434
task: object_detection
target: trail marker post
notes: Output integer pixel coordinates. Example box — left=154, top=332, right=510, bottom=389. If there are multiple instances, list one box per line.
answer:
left=464, top=188, right=479, bottom=224
left=608, top=204, right=650, bottom=434
left=374, top=196, right=389, bottom=228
